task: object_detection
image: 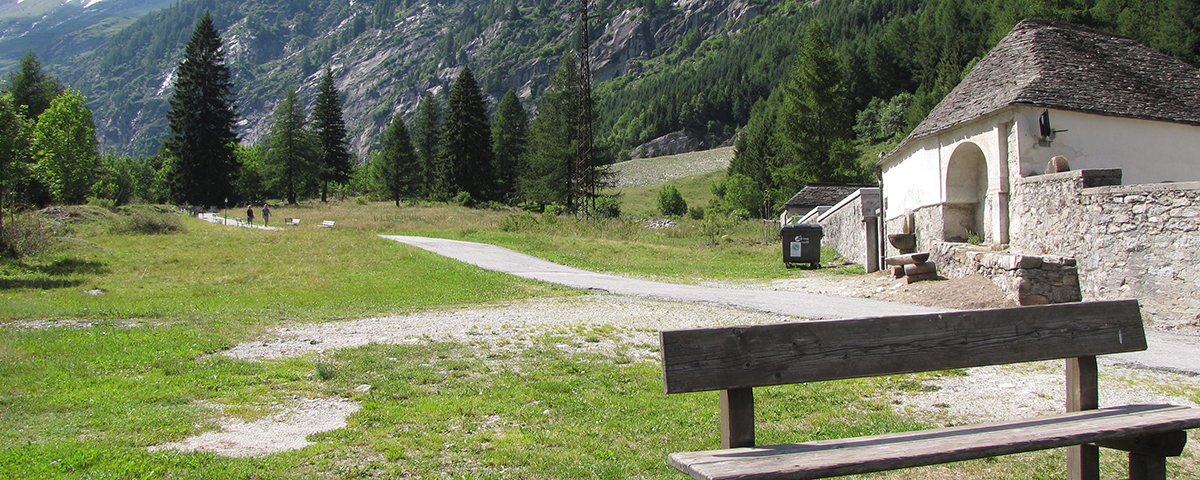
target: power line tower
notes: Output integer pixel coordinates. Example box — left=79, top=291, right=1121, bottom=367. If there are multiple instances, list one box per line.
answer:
left=573, top=0, right=597, bottom=215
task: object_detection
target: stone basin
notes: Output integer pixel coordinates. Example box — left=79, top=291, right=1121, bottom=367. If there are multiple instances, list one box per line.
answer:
left=887, top=233, right=916, bottom=251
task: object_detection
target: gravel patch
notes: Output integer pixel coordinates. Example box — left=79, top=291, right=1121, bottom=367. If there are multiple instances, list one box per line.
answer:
left=222, top=295, right=794, bottom=361
left=149, top=397, right=361, bottom=457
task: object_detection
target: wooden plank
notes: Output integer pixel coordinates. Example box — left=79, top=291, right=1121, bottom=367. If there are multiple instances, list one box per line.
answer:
left=904, top=262, right=936, bottom=276
left=661, top=301, right=1145, bottom=394
left=667, top=404, right=1200, bottom=480
left=885, top=253, right=930, bottom=266
left=720, top=388, right=755, bottom=448
left=1097, top=431, right=1187, bottom=456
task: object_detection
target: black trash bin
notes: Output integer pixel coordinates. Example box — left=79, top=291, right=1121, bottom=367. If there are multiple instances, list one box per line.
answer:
left=781, top=224, right=823, bottom=268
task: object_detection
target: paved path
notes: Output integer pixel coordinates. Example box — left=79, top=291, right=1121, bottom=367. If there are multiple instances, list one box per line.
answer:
left=382, top=235, right=943, bottom=320
left=198, top=212, right=283, bottom=230
left=382, top=235, right=1200, bottom=375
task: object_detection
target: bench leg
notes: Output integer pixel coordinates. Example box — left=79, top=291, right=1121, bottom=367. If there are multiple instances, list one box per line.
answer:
left=1129, top=453, right=1167, bottom=480
left=1067, top=356, right=1099, bottom=480
left=720, top=388, right=754, bottom=448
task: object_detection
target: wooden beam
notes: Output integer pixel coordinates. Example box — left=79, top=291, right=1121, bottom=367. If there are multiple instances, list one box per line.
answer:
left=1067, top=355, right=1099, bottom=480
left=1096, top=431, right=1187, bottom=456
left=661, top=301, right=1145, bottom=394
left=719, top=388, right=755, bottom=448
left=885, top=253, right=930, bottom=265
left=1129, top=452, right=1168, bottom=480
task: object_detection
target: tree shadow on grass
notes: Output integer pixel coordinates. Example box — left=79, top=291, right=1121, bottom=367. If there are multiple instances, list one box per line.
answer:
left=0, top=258, right=107, bottom=291
left=0, top=278, right=85, bottom=290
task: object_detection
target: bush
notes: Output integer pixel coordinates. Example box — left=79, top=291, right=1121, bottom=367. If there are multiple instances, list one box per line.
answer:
left=657, top=184, right=687, bottom=216
left=453, top=191, right=476, bottom=208
left=591, top=196, right=621, bottom=219
left=687, top=206, right=705, bottom=220
left=110, top=210, right=186, bottom=235
left=543, top=203, right=567, bottom=216
left=355, top=196, right=369, bottom=205
left=1, top=213, right=58, bottom=258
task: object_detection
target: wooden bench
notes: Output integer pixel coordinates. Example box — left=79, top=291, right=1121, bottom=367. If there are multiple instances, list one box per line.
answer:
left=659, top=300, right=1200, bottom=480
left=318, top=220, right=334, bottom=228
left=285, top=218, right=300, bottom=226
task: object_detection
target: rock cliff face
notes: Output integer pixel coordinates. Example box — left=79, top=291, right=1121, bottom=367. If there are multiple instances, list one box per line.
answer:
left=57, top=0, right=758, bottom=161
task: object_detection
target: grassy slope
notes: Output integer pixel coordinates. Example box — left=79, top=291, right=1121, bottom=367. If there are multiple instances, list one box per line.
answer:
left=607, top=147, right=732, bottom=216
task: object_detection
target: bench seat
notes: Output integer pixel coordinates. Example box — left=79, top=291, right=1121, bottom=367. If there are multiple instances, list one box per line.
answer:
left=670, top=404, right=1200, bottom=480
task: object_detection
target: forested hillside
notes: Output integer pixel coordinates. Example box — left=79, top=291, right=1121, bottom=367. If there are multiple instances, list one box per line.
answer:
left=37, top=0, right=1200, bottom=163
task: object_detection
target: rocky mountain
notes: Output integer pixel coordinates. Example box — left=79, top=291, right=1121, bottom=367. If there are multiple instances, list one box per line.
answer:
left=0, top=0, right=175, bottom=72
left=44, top=0, right=760, bottom=160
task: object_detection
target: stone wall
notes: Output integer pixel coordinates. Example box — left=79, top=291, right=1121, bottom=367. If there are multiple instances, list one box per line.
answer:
left=931, top=243, right=1081, bottom=305
left=1010, top=169, right=1200, bottom=326
left=815, top=189, right=881, bottom=273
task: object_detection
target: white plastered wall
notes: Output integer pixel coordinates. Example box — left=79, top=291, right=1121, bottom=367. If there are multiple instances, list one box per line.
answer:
left=1013, top=107, right=1200, bottom=184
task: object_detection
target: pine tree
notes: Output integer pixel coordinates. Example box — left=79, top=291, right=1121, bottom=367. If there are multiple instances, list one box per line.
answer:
left=412, top=93, right=442, bottom=200
left=264, top=87, right=319, bottom=204
left=371, top=113, right=420, bottom=206
left=520, top=53, right=580, bottom=208
left=164, top=11, right=240, bottom=208
left=32, top=90, right=98, bottom=205
left=775, top=21, right=865, bottom=190
left=491, top=90, right=528, bottom=203
left=5, top=51, right=63, bottom=121
left=439, top=66, right=494, bottom=202
left=312, top=67, right=354, bottom=202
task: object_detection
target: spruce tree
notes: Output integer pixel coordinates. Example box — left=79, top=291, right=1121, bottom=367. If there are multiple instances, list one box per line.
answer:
left=5, top=51, right=63, bottom=121
left=520, top=53, right=579, bottom=208
left=312, top=67, right=354, bottom=202
left=412, top=93, right=442, bottom=200
left=264, top=87, right=318, bottom=204
left=371, top=113, right=420, bottom=206
left=491, top=90, right=528, bottom=203
left=438, top=66, right=494, bottom=202
left=776, top=21, right=864, bottom=191
left=164, top=11, right=240, bottom=208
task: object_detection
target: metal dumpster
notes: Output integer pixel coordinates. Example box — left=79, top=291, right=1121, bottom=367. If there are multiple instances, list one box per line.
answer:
left=781, top=224, right=823, bottom=268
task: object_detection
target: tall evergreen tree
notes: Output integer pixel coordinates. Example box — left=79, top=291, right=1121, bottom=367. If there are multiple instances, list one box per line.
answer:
left=439, top=66, right=494, bottom=202
left=491, top=90, right=528, bottom=203
left=412, top=93, right=442, bottom=200
left=312, top=67, right=354, bottom=202
left=5, top=51, right=63, bottom=121
left=163, top=11, right=240, bottom=207
left=775, top=22, right=865, bottom=191
left=32, top=90, right=98, bottom=205
left=520, top=53, right=580, bottom=208
left=264, top=87, right=318, bottom=204
left=371, top=113, right=420, bottom=206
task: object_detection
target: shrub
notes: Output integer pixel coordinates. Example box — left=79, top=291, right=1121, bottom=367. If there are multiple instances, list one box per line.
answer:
left=687, top=206, right=705, bottom=220
left=355, top=196, right=369, bottom=205
left=453, top=191, right=476, bottom=208
left=110, top=210, right=186, bottom=235
left=1, top=213, right=57, bottom=258
left=657, top=184, right=687, bottom=216
left=591, top=195, right=621, bottom=219
left=543, top=203, right=567, bottom=216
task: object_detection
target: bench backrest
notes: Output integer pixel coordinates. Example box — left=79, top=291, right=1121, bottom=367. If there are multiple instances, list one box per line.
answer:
left=661, top=300, right=1144, bottom=394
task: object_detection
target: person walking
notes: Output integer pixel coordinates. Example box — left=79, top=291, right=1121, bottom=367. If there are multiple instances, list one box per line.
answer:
left=247, top=206, right=254, bottom=226
left=262, top=204, right=271, bottom=226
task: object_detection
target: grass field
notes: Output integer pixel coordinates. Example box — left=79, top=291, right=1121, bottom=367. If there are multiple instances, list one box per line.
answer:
left=1, top=191, right=1197, bottom=479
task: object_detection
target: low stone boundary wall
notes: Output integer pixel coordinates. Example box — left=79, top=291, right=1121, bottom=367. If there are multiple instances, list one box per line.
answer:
left=931, top=243, right=1081, bottom=305
left=1010, top=169, right=1200, bottom=326
left=813, top=188, right=880, bottom=273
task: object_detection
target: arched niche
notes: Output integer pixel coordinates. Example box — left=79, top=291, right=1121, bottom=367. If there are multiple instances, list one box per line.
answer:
left=943, top=142, right=988, bottom=243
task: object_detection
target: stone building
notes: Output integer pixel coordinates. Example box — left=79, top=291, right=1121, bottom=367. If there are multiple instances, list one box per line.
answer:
left=880, top=19, right=1200, bottom=252
left=872, top=19, right=1200, bottom=315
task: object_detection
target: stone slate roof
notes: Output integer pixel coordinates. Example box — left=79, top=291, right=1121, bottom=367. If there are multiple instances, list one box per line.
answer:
left=884, top=19, right=1200, bottom=162
left=782, top=184, right=875, bottom=209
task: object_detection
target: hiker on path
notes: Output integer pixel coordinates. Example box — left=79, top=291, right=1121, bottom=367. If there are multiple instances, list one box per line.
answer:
left=262, top=204, right=271, bottom=226
left=247, top=206, right=254, bottom=226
